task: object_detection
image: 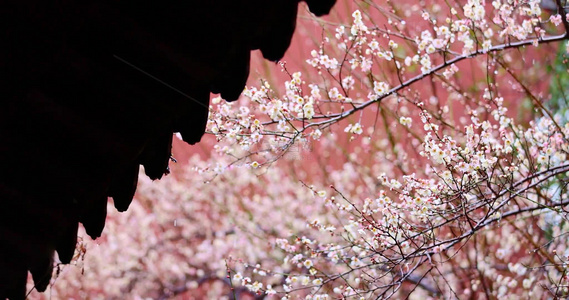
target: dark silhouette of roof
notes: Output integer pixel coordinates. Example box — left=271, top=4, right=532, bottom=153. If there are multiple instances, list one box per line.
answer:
left=0, top=1, right=335, bottom=298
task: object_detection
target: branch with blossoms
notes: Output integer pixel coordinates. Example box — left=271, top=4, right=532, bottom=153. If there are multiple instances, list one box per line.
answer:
left=213, top=118, right=569, bottom=299
left=200, top=0, right=569, bottom=298
left=206, top=0, right=569, bottom=172
left=231, top=111, right=569, bottom=298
